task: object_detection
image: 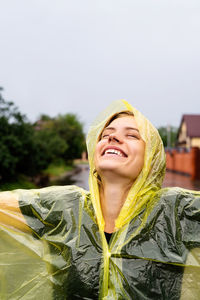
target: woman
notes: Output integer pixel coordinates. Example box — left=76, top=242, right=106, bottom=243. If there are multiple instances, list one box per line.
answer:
left=0, top=100, right=200, bottom=299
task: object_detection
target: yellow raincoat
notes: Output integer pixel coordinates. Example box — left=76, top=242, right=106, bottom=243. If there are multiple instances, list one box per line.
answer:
left=0, top=100, right=200, bottom=299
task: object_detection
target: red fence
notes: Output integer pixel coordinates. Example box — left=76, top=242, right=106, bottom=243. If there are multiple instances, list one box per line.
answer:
left=166, top=147, right=200, bottom=180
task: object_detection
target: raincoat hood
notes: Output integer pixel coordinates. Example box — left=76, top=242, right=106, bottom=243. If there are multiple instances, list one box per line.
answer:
left=87, top=99, right=166, bottom=231
left=0, top=100, right=200, bottom=300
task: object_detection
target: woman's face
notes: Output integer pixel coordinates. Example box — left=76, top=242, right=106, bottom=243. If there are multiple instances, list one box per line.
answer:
left=94, top=116, right=145, bottom=182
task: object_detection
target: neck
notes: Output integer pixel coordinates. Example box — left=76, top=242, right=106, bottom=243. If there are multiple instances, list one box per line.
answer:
left=100, top=177, right=132, bottom=233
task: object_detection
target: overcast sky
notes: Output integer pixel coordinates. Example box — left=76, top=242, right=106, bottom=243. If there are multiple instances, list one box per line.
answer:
left=0, top=0, right=200, bottom=133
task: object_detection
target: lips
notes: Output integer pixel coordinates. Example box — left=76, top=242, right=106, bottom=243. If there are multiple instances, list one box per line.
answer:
left=102, top=146, right=127, bottom=157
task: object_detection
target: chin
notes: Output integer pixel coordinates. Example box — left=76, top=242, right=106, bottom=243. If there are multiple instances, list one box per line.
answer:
left=97, top=166, right=130, bottom=180
left=97, top=161, right=122, bottom=172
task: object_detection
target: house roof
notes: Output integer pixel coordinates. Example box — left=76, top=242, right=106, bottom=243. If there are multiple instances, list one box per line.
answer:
left=181, top=114, right=200, bottom=137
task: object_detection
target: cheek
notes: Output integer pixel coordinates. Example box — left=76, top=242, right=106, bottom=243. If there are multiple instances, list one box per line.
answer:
left=137, top=143, right=145, bottom=168
left=94, top=142, right=102, bottom=167
left=94, top=148, right=98, bottom=167
left=130, top=142, right=145, bottom=166
left=95, top=140, right=105, bottom=155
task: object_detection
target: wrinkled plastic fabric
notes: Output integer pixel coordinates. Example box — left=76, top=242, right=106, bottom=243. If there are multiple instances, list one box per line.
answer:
left=0, top=100, right=200, bottom=299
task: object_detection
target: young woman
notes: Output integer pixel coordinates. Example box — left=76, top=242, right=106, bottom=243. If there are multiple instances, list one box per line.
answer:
left=0, top=100, right=200, bottom=299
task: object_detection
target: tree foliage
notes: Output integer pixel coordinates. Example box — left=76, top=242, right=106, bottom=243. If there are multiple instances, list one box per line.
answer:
left=35, top=113, right=86, bottom=163
left=53, top=114, right=85, bottom=161
left=158, top=126, right=178, bottom=148
left=33, top=128, right=68, bottom=169
left=0, top=88, right=85, bottom=182
left=0, top=88, right=44, bottom=180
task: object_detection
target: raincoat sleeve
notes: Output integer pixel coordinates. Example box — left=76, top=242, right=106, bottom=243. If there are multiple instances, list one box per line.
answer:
left=0, top=185, right=82, bottom=237
left=0, top=185, right=87, bottom=300
left=176, top=188, right=200, bottom=249
left=17, top=185, right=82, bottom=237
left=159, top=188, right=200, bottom=251
left=175, top=188, right=200, bottom=300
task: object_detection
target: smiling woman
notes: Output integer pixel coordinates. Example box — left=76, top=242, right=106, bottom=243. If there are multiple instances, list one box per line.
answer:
left=94, top=112, right=145, bottom=233
left=0, top=100, right=200, bottom=299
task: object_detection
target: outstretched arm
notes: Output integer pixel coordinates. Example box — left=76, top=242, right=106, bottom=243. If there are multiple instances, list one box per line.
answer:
left=0, top=191, right=31, bottom=232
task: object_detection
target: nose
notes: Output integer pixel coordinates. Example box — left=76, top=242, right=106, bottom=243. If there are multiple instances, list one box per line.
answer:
left=108, top=134, right=122, bottom=143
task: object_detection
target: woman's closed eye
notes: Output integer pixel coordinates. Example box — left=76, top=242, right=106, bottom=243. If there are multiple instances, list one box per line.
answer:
left=102, top=134, right=109, bottom=139
left=126, top=134, right=140, bottom=139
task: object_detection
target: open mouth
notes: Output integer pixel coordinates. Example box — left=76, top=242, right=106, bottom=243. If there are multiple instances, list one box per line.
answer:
left=102, top=148, right=127, bottom=157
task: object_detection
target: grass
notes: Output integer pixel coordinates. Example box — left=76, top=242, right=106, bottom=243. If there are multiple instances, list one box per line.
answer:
left=42, top=162, right=74, bottom=177
left=0, top=162, right=74, bottom=191
left=0, top=176, right=37, bottom=191
left=74, top=159, right=89, bottom=165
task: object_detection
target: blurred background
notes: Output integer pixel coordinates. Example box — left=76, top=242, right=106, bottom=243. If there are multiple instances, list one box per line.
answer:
left=0, top=0, right=200, bottom=191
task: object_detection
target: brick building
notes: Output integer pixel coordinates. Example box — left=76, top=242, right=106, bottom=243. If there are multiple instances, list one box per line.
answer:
left=177, top=114, right=200, bottom=148
left=166, top=114, right=200, bottom=180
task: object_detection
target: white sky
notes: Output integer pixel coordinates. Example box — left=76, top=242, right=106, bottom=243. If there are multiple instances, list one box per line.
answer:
left=0, top=0, right=200, bottom=133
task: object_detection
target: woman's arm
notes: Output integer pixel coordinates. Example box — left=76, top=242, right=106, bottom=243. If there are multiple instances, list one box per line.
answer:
left=1, top=185, right=84, bottom=237
left=0, top=191, right=31, bottom=232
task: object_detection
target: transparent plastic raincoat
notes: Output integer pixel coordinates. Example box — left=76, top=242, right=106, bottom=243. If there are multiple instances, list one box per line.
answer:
left=0, top=100, right=200, bottom=300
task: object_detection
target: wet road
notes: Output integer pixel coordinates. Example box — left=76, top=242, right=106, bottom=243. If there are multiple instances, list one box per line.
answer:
left=162, top=171, right=200, bottom=191
left=69, top=164, right=90, bottom=190
left=59, top=164, right=200, bottom=191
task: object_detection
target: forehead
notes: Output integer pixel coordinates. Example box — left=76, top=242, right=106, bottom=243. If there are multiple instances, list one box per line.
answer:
left=105, top=116, right=138, bottom=129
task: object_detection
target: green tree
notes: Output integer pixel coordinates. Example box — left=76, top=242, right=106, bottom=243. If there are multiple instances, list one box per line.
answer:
left=0, top=87, right=86, bottom=183
left=33, top=128, right=68, bottom=168
left=158, top=126, right=178, bottom=148
left=54, top=114, right=85, bottom=162
left=36, top=113, right=86, bottom=164
left=0, top=88, right=59, bottom=181
left=0, top=87, right=37, bottom=180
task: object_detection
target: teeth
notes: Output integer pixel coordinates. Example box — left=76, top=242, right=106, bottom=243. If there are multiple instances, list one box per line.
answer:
left=105, top=149, right=123, bottom=157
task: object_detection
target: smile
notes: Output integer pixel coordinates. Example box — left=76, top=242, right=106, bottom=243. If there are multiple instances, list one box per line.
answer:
left=102, top=148, right=127, bottom=157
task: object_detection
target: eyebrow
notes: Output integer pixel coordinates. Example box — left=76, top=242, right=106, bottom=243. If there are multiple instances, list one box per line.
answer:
left=104, top=126, right=140, bottom=132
